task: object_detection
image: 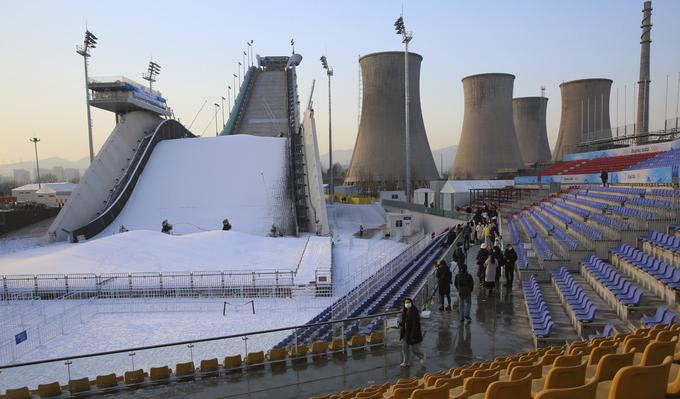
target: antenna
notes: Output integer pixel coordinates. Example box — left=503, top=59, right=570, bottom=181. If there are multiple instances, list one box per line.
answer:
left=540, top=86, right=546, bottom=97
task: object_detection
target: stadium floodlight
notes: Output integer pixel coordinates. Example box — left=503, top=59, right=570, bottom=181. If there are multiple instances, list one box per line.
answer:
left=320, top=55, right=334, bottom=205
left=247, top=40, right=254, bottom=67
left=227, top=86, right=232, bottom=117
left=394, top=15, right=413, bottom=202
left=76, top=29, right=98, bottom=164
left=221, top=96, right=226, bottom=128
left=143, top=60, right=161, bottom=92
left=29, top=137, right=41, bottom=188
left=214, top=103, right=220, bottom=137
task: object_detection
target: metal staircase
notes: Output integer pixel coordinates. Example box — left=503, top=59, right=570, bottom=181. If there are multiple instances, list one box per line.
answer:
left=287, top=66, right=309, bottom=233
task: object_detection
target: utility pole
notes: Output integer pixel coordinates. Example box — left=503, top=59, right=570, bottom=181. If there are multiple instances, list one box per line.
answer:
left=227, top=86, right=232, bottom=117
left=214, top=103, right=220, bottom=136
left=76, top=29, right=98, bottom=164
left=221, top=96, right=226, bottom=128
left=395, top=15, right=413, bottom=202
left=321, top=56, right=334, bottom=204
left=30, top=137, right=41, bottom=188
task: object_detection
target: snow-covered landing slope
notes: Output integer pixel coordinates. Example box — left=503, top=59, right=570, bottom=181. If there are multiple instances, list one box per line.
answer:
left=98, top=134, right=293, bottom=238
left=0, top=230, right=322, bottom=275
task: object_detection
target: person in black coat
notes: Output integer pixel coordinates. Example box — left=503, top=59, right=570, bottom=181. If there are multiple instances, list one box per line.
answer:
left=452, top=242, right=466, bottom=266
left=600, top=170, right=608, bottom=187
left=503, top=243, right=518, bottom=287
left=492, top=245, right=505, bottom=286
left=436, top=261, right=453, bottom=311
left=399, top=298, right=425, bottom=367
left=222, top=218, right=232, bottom=231
left=454, top=263, right=474, bottom=322
left=476, top=243, right=490, bottom=286
left=161, top=220, right=173, bottom=234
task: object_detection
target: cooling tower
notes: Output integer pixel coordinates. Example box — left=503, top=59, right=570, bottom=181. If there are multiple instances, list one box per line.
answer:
left=344, top=51, right=438, bottom=191
left=552, top=79, right=612, bottom=161
left=513, top=97, right=552, bottom=165
left=450, top=73, right=523, bottom=179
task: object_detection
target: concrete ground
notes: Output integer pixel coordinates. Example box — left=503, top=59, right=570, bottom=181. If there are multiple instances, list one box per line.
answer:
left=115, top=246, right=535, bottom=399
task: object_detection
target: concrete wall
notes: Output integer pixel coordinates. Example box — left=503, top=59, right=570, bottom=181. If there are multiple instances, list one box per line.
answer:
left=513, top=97, right=552, bottom=164
left=552, top=79, right=612, bottom=161
left=301, top=108, right=329, bottom=235
left=48, top=111, right=162, bottom=241
left=345, top=52, right=439, bottom=190
left=451, top=73, right=524, bottom=179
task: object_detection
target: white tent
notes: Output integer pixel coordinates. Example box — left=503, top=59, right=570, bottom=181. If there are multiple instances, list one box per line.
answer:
left=414, top=188, right=435, bottom=207
left=439, top=180, right=513, bottom=211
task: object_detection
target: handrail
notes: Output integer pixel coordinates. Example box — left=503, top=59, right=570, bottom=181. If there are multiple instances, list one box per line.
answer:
left=0, top=310, right=399, bottom=370
left=71, top=119, right=194, bottom=240
left=221, top=66, right=257, bottom=135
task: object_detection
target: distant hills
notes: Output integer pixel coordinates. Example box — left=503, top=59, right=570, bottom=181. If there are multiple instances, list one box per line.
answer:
left=0, top=157, right=89, bottom=178
left=321, top=145, right=458, bottom=174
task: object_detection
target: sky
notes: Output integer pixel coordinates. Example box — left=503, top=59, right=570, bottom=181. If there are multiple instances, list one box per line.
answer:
left=1, top=0, right=679, bottom=166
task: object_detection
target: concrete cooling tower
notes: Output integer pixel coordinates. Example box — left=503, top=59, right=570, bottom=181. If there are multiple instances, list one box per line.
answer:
left=344, top=51, right=438, bottom=191
left=450, top=73, right=523, bottom=179
left=513, top=97, right=552, bottom=165
left=552, top=79, right=612, bottom=161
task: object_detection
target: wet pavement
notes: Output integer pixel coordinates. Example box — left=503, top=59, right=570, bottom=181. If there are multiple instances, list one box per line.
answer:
left=117, top=246, right=535, bottom=399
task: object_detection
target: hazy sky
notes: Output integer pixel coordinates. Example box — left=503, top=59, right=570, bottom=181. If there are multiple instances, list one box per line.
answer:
left=1, top=0, right=679, bottom=166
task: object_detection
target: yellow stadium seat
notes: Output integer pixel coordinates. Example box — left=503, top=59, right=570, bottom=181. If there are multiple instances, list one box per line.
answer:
left=506, top=359, right=534, bottom=376
left=450, top=372, right=500, bottom=398
left=37, top=382, right=62, bottom=397
left=390, top=382, right=423, bottom=399
left=329, top=339, right=345, bottom=352
left=68, top=377, right=91, bottom=394
left=623, top=336, right=651, bottom=353
left=348, top=335, right=366, bottom=348
left=655, top=330, right=678, bottom=342
left=423, top=372, right=447, bottom=387
left=509, top=362, right=543, bottom=380
left=288, top=345, right=308, bottom=358
left=367, top=332, right=384, bottom=346
left=354, top=392, right=382, bottom=399
left=642, top=337, right=678, bottom=366
left=266, top=348, right=287, bottom=362
left=589, top=351, right=635, bottom=383
left=570, top=346, right=593, bottom=356
left=552, top=354, right=582, bottom=367
left=536, top=360, right=587, bottom=393
left=224, top=354, right=242, bottom=369
left=175, top=361, right=195, bottom=378
left=606, top=356, right=672, bottom=399
left=540, top=352, right=562, bottom=366
left=124, top=369, right=145, bottom=384
left=468, top=373, right=532, bottom=399
left=410, top=383, right=449, bottom=399
left=587, top=345, right=617, bottom=366
left=671, top=324, right=680, bottom=332
left=150, top=366, right=171, bottom=381
left=3, top=387, right=31, bottom=399
left=434, top=378, right=457, bottom=388
left=246, top=351, right=265, bottom=365
left=95, top=373, right=118, bottom=389
left=667, top=357, right=680, bottom=398
left=311, top=341, right=329, bottom=355
left=199, top=358, right=219, bottom=376
left=532, top=377, right=598, bottom=399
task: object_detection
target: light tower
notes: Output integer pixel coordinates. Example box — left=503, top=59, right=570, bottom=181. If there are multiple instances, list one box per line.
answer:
left=227, top=86, right=232, bottom=117
left=247, top=40, right=254, bottom=66
left=29, top=137, right=41, bottom=188
left=143, top=60, right=161, bottom=92
left=214, top=103, right=220, bottom=136
left=636, top=1, right=653, bottom=143
left=75, top=29, right=98, bottom=164
left=221, top=96, right=226, bottom=128
left=394, top=15, right=413, bottom=202
left=320, top=55, right=334, bottom=204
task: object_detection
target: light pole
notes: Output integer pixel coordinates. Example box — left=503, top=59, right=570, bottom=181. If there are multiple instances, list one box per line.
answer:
left=395, top=16, right=413, bottom=202
left=233, top=74, right=238, bottom=98
left=214, top=103, right=220, bottom=136
left=237, top=63, right=242, bottom=88
left=30, top=137, right=41, bottom=188
left=221, top=96, right=226, bottom=128
left=247, top=40, right=254, bottom=67
left=227, top=86, right=232, bottom=117
left=76, top=29, right=97, bottom=164
left=321, top=56, right=334, bottom=204
left=143, top=60, right=161, bottom=92
left=243, top=52, right=247, bottom=74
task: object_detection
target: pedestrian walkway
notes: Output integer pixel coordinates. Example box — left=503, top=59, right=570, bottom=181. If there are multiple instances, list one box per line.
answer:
left=116, top=246, right=535, bottom=399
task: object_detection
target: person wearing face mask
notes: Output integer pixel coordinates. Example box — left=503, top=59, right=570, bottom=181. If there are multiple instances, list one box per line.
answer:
left=399, top=298, right=425, bottom=367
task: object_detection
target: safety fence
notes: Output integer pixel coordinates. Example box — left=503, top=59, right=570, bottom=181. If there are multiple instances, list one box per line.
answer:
left=0, top=270, right=298, bottom=300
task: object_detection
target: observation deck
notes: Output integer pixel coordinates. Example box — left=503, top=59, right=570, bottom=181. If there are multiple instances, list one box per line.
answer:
left=88, top=76, right=171, bottom=116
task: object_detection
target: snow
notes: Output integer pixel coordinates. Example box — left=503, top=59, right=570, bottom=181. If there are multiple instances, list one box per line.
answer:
left=0, top=297, right=328, bottom=390
left=0, top=230, right=331, bottom=276
left=99, top=135, right=293, bottom=237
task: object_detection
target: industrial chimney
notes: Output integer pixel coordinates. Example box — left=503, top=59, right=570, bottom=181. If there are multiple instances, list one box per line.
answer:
left=513, top=97, right=552, bottom=165
left=636, top=1, right=652, bottom=144
left=344, top=51, right=438, bottom=191
left=450, top=73, right=523, bottom=179
left=552, top=79, right=613, bottom=161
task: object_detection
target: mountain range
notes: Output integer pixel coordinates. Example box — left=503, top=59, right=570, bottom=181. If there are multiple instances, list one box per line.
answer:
left=0, top=157, right=89, bottom=178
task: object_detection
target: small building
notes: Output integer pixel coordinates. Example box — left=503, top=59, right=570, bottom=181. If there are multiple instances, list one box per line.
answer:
left=413, top=188, right=435, bottom=208
left=11, top=183, right=77, bottom=208
left=379, top=190, right=406, bottom=202
left=385, top=211, right=414, bottom=238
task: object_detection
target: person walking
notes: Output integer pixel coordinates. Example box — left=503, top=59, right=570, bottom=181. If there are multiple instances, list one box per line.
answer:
left=492, top=245, right=505, bottom=287
left=454, top=263, right=474, bottom=323
left=475, top=222, right=483, bottom=244
left=453, top=242, right=466, bottom=267
left=476, top=243, right=489, bottom=286
left=436, top=261, right=453, bottom=311
left=504, top=243, right=518, bottom=287
left=463, top=223, right=472, bottom=250
left=399, top=298, right=425, bottom=367
left=484, top=254, right=498, bottom=295
left=600, top=170, right=608, bottom=187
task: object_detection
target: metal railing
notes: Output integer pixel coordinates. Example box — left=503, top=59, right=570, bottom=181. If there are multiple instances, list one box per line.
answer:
left=1, top=270, right=297, bottom=300
left=0, top=310, right=399, bottom=391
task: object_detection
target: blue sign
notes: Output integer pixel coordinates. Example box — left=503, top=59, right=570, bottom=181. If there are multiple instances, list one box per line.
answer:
left=15, top=330, right=27, bottom=345
left=514, top=176, right=538, bottom=185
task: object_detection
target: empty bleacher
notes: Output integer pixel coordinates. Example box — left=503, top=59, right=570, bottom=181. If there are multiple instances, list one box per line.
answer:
left=565, top=152, right=662, bottom=175
left=627, top=148, right=680, bottom=175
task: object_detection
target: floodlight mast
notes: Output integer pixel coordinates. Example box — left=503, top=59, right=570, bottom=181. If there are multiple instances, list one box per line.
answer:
left=394, top=16, right=413, bottom=202
left=320, top=56, right=334, bottom=204
left=76, top=29, right=98, bottom=164
left=30, top=137, right=41, bottom=188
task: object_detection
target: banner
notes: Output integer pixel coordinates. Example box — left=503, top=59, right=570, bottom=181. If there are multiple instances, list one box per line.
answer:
left=514, top=176, right=538, bottom=185
left=544, top=167, right=673, bottom=184
left=561, top=138, right=680, bottom=161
